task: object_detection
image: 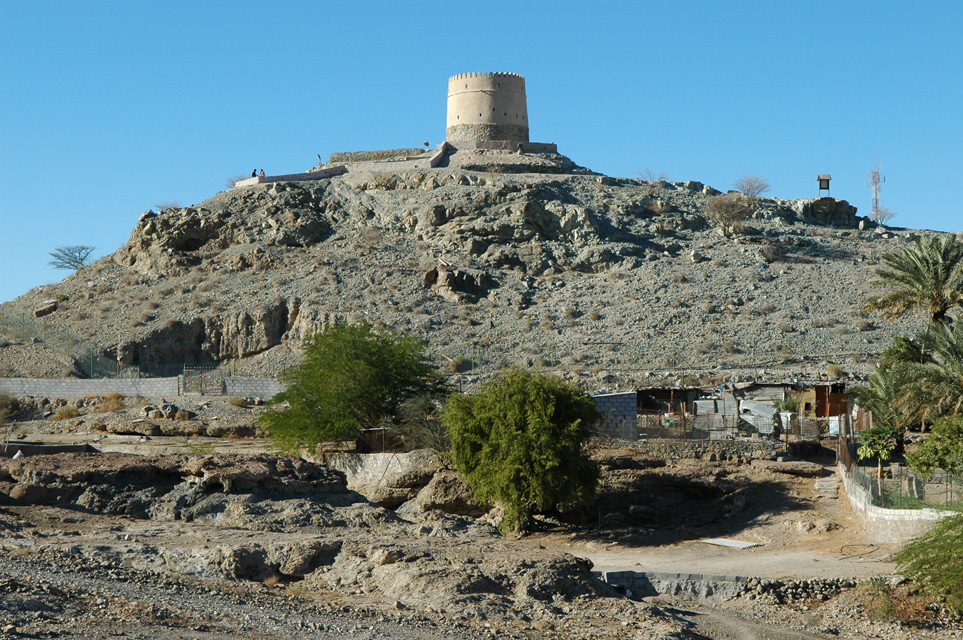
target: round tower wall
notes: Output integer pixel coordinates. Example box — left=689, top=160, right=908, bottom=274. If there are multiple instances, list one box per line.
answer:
left=446, top=72, right=529, bottom=143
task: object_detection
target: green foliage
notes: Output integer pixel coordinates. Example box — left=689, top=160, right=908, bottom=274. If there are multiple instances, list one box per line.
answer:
left=259, top=323, right=439, bottom=453
left=775, top=392, right=802, bottom=414
left=444, top=369, right=601, bottom=533
left=897, top=320, right=963, bottom=423
left=858, top=426, right=898, bottom=463
left=907, top=414, right=963, bottom=476
left=859, top=425, right=899, bottom=494
left=863, top=234, right=963, bottom=327
left=894, top=513, right=963, bottom=615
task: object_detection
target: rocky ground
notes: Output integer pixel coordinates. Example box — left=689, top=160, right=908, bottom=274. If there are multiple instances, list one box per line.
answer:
left=2, top=148, right=955, bottom=388
left=2, top=399, right=962, bottom=639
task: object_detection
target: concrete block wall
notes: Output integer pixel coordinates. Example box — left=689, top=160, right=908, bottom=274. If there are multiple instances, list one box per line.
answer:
left=594, top=392, right=638, bottom=441
left=0, top=377, right=179, bottom=399
left=223, top=377, right=286, bottom=399
left=839, top=463, right=953, bottom=544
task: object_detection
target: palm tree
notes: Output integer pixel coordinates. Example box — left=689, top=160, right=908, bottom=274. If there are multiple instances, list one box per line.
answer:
left=897, top=320, right=963, bottom=423
left=863, top=234, right=963, bottom=330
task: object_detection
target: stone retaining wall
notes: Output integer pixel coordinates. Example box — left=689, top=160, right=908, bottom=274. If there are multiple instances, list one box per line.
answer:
left=599, top=570, right=856, bottom=603
left=329, top=148, right=426, bottom=163
left=838, top=463, right=953, bottom=544
left=628, top=440, right=779, bottom=462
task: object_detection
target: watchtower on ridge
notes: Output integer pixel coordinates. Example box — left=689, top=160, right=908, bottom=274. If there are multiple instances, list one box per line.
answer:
left=446, top=72, right=529, bottom=143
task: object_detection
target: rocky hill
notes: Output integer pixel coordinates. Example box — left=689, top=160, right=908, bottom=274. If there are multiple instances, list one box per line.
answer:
left=0, top=148, right=947, bottom=386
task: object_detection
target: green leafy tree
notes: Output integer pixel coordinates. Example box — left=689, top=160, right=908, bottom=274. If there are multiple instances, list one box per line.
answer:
left=894, top=513, right=963, bottom=615
left=863, top=234, right=963, bottom=330
left=906, top=414, right=963, bottom=476
left=259, top=323, right=439, bottom=453
left=858, top=426, right=899, bottom=496
left=444, top=369, right=601, bottom=533
left=850, top=337, right=923, bottom=440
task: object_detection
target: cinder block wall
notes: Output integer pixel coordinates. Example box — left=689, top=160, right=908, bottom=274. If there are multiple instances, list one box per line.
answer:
left=224, top=377, right=286, bottom=399
left=0, top=377, right=179, bottom=398
left=838, top=463, right=952, bottom=544
left=0, top=376, right=285, bottom=400
left=594, top=392, right=638, bottom=440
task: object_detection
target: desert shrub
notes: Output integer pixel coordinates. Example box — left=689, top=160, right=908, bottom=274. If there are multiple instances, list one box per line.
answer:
left=588, top=310, right=601, bottom=321
left=704, top=193, right=749, bottom=239
left=722, top=341, right=738, bottom=354
left=758, top=242, right=784, bottom=263
left=694, top=341, right=713, bottom=355
left=673, top=273, right=688, bottom=283
left=228, top=397, right=247, bottom=407
left=444, top=369, right=600, bottom=533
left=0, top=391, right=19, bottom=426
left=259, top=323, right=440, bottom=452
left=732, top=174, right=771, bottom=212
left=447, top=355, right=473, bottom=373
left=856, top=318, right=874, bottom=332
left=53, top=406, right=80, bottom=421
left=760, top=303, right=777, bottom=314
left=827, top=364, right=846, bottom=378
left=777, top=322, right=793, bottom=333
left=98, top=393, right=125, bottom=413
left=894, top=514, right=963, bottom=615
left=175, top=409, right=190, bottom=421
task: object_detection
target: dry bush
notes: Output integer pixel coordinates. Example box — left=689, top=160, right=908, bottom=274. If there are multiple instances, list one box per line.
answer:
left=175, top=409, right=190, bottom=421
left=694, top=341, right=713, bottom=355
left=722, top=341, right=738, bottom=354
left=777, top=322, right=793, bottom=333
left=827, top=364, right=846, bottom=378
left=856, top=318, right=874, bottom=332
left=588, top=310, right=601, bottom=321
left=447, top=356, right=473, bottom=373
left=53, top=406, right=80, bottom=421
left=761, top=303, right=777, bottom=314
left=562, top=306, right=578, bottom=318
left=228, top=397, right=247, bottom=407
left=732, top=174, right=770, bottom=212
left=673, top=273, right=688, bottom=283
left=758, top=242, right=784, bottom=263
left=98, top=394, right=125, bottom=413
left=705, top=194, right=750, bottom=238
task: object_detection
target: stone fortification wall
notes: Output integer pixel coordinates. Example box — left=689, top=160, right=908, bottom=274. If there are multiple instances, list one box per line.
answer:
left=838, top=463, right=952, bottom=544
left=329, top=148, right=426, bottom=163
left=447, top=72, right=529, bottom=143
left=448, top=140, right=558, bottom=153
left=0, top=376, right=283, bottom=400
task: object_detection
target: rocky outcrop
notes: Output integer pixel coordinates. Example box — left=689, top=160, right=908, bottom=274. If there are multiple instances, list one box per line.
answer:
left=791, top=198, right=858, bottom=227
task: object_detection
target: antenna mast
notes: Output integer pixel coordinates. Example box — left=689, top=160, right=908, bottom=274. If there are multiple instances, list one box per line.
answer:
left=866, top=155, right=885, bottom=222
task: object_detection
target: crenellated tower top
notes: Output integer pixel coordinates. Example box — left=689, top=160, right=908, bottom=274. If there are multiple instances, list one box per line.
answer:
left=446, top=71, right=529, bottom=143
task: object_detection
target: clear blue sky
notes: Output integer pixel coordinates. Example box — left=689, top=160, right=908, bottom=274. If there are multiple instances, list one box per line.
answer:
left=2, top=1, right=960, bottom=303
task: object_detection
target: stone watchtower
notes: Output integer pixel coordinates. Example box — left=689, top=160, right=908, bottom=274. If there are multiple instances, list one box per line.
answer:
left=446, top=72, right=529, bottom=143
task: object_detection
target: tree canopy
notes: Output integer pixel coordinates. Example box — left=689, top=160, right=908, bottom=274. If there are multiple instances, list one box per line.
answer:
left=48, top=245, right=95, bottom=270
left=863, top=234, right=963, bottom=328
left=906, top=414, right=963, bottom=476
left=258, top=323, right=439, bottom=453
left=444, top=368, right=601, bottom=533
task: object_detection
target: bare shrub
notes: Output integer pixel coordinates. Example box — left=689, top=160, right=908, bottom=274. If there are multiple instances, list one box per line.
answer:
left=705, top=194, right=749, bottom=238
left=694, top=341, right=713, bottom=355
left=761, top=303, right=777, bottom=314
left=154, top=201, right=182, bottom=213
left=777, top=322, right=793, bottom=333
left=175, top=409, right=191, bottom=421
left=758, top=242, right=784, bottom=264
left=827, top=364, right=846, bottom=378
left=732, top=174, right=770, bottom=212
left=870, top=206, right=898, bottom=226
left=856, top=318, right=874, bottom=332
left=588, top=310, right=601, bottom=321
left=228, top=397, right=247, bottom=407
left=98, top=393, right=125, bottom=413
left=722, top=341, right=738, bottom=354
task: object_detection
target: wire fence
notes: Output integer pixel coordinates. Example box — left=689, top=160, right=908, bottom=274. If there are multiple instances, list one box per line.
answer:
left=838, top=428, right=963, bottom=510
